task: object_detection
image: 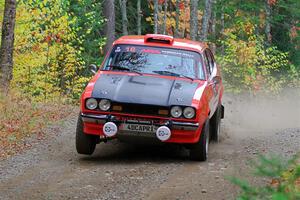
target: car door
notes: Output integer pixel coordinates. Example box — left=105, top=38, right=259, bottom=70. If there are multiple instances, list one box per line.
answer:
left=204, top=49, right=220, bottom=118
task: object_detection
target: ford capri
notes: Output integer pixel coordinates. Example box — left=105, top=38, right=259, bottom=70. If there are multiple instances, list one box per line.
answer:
left=76, top=34, right=224, bottom=161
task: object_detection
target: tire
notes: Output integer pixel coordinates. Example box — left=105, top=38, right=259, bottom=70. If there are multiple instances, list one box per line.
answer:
left=189, top=119, right=209, bottom=161
left=210, top=104, right=221, bottom=143
left=76, top=115, right=97, bottom=155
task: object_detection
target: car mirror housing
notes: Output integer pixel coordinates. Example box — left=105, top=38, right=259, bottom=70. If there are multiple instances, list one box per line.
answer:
left=89, top=64, right=98, bottom=75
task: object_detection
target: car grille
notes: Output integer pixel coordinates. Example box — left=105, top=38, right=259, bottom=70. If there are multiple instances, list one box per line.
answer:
left=112, top=102, right=169, bottom=117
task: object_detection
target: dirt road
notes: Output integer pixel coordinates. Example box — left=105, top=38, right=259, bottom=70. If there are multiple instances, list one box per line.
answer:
left=1, top=93, right=300, bottom=200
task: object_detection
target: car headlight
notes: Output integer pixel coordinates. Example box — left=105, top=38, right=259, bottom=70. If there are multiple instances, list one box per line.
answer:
left=99, top=99, right=111, bottom=111
left=170, top=106, right=182, bottom=118
left=183, top=107, right=195, bottom=119
left=86, top=98, right=98, bottom=110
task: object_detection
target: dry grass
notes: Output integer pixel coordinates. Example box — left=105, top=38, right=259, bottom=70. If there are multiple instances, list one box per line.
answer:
left=0, top=91, right=75, bottom=159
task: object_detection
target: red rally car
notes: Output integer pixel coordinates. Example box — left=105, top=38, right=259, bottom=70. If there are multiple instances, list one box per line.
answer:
left=76, top=34, right=224, bottom=161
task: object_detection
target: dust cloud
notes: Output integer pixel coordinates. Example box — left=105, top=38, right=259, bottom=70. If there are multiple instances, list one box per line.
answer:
left=221, top=88, right=300, bottom=138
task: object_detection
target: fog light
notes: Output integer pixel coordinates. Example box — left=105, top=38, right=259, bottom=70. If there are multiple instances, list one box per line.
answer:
left=156, top=126, right=171, bottom=141
left=103, top=122, right=118, bottom=137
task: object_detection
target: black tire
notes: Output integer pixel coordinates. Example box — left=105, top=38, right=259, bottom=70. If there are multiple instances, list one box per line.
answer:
left=210, top=104, right=221, bottom=143
left=189, top=119, right=209, bottom=161
left=76, top=115, right=97, bottom=155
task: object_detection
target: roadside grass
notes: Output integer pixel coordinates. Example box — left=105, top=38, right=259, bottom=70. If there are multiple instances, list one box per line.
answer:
left=230, top=154, right=300, bottom=200
left=0, top=91, right=75, bottom=159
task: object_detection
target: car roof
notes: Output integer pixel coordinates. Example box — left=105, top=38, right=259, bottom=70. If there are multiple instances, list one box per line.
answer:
left=113, top=34, right=208, bottom=53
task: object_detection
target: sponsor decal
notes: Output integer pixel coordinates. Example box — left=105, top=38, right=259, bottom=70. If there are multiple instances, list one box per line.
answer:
left=115, top=46, right=121, bottom=52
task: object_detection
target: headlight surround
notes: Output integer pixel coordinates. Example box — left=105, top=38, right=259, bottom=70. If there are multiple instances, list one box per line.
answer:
left=183, top=107, right=195, bottom=119
left=86, top=98, right=98, bottom=110
left=99, top=99, right=111, bottom=111
left=170, top=106, right=183, bottom=118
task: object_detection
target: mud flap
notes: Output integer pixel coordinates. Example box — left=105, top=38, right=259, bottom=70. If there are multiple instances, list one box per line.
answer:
left=221, top=105, right=225, bottom=119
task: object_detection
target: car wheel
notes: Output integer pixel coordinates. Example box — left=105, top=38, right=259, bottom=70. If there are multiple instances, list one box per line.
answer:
left=76, top=115, right=97, bottom=155
left=189, top=119, right=209, bottom=161
left=210, top=104, right=221, bottom=143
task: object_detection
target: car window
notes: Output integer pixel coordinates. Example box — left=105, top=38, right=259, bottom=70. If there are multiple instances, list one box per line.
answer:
left=203, top=51, right=211, bottom=76
left=198, top=61, right=205, bottom=80
left=205, top=49, right=215, bottom=75
left=103, top=44, right=205, bottom=80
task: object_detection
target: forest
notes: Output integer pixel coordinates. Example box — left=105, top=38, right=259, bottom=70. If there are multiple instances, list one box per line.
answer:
left=0, top=1, right=300, bottom=199
left=0, top=0, right=299, bottom=101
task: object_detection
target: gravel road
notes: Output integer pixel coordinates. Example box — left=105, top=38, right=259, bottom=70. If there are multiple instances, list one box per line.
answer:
left=0, top=93, right=300, bottom=200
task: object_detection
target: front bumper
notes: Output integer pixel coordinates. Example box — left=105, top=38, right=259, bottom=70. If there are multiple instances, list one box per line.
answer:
left=81, top=113, right=202, bottom=144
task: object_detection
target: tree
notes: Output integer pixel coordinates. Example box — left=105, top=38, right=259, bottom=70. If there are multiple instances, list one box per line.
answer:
left=0, top=0, right=17, bottom=93
left=190, top=0, right=198, bottom=40
left=153, top=0, right=159, bottom=34
left=119, top=0, right=128, bottom=35
left=211, top=0, right=216, bottom=53
left=137, top=0, right=141, bottom=35
left=69, top=0, right=105, bottom=64
left=174, top=0, right=180, bottom=37
left=182, top=0, right=188, bottom=38
left=104, top=0, right=115, bottom=54
left=162, top=0, right=168, bottom=34
left=200, top=0, right=213, bottom=41
left=265, top=0, right=272, bottom=45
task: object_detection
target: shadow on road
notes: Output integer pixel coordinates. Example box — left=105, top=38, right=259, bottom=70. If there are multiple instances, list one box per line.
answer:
left=78, top=142, right=191, bottom=164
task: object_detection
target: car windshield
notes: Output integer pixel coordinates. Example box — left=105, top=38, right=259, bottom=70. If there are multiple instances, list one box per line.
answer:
left=102, top=44, right=205, bottom=80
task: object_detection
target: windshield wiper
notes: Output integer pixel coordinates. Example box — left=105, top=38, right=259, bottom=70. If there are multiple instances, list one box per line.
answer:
left=152, top=70, right=194, bottom=81
left=109, top=65, right=143, bottom=76
left=179, top=74, right=194, bottom=81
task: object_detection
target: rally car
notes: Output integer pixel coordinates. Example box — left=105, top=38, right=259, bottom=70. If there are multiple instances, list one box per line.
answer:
left=76, top=34, right=224, bottom=161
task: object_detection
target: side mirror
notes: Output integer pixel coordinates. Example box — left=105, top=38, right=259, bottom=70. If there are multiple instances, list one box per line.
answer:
left=89, top=64, right=98, bottom=75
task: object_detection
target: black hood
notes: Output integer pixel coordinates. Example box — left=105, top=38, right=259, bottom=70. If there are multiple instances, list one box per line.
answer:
left=91, top=74, right=199, bottom=107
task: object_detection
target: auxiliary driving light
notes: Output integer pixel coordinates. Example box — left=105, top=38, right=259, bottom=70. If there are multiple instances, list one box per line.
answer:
left=156, top=126, right=171, bottom=141
left=103, top=122, right=118, bottom=137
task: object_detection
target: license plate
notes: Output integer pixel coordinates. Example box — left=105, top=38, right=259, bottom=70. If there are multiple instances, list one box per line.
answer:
left=121, top=124, right=157, bottom=133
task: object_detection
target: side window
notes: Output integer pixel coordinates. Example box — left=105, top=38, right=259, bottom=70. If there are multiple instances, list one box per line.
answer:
left=205, top=49, right=215, bottom=75
left=203, top=51, right=210, bottom=76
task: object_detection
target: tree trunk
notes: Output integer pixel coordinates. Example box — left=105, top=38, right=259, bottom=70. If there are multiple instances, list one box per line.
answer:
left=163, top=0, right=168, bottom=35
left=174, top=0, right=180, bottom=37
left=119, top=0, right=128, bottom=35
left=265, top=0, right=272, bottom=45
left=200, top=0, right=212, bottom=41
left=103, top=0, right=115, bottom=54
left=137, top=0, right=141, bottom=35
left=153, top=0, right=159, bottom=34
left=220, top=1, right=224, bottom=55
left=190, top=0, right=198, bottom=40
left=0, top=0, right=17, bottom=93
left=182, top=0, right=188, bottom=38
left=211, top=0, right=216, bottom=54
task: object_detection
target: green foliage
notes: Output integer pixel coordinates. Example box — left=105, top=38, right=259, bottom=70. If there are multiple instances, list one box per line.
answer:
left=6, top=0, right=104, bottom=101
left=69, top=0, right=106, bottom=65
left=1, top=0, right=299, bottom=100
left=216, top=20, right=297, bottom=94
left=272, top=0, right=300, bottom=68
left=229, top=155, right=300, bottom=200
